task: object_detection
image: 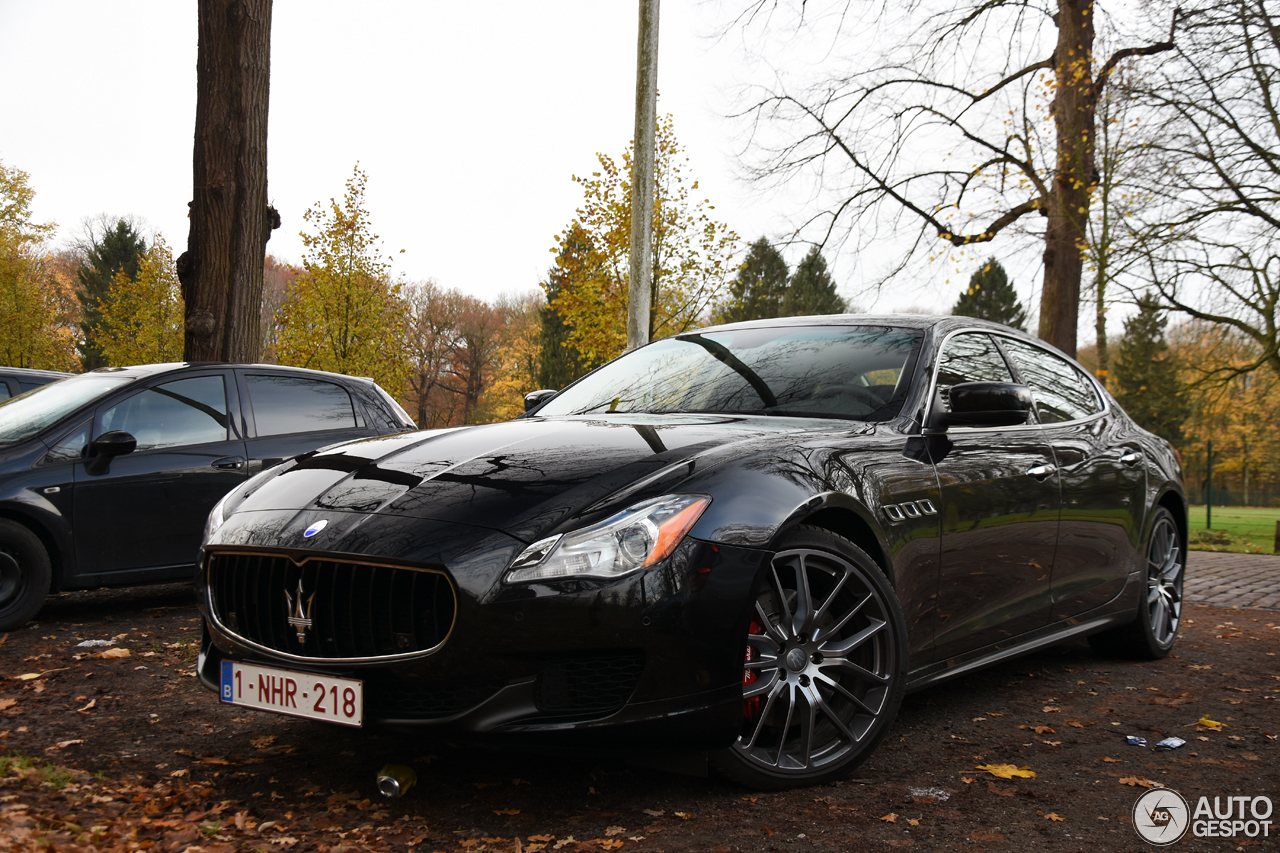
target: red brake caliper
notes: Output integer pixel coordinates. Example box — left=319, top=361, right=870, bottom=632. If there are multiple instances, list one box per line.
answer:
left=743, top=619, right=762, bottom=719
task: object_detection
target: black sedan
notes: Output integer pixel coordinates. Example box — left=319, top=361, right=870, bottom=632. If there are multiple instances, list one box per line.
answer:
left=196, top=315, right=1186, bottom=789
left=0, top=363, right=416, bottom=631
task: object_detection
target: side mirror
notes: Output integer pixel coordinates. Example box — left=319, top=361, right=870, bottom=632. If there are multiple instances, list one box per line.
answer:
left=931, top=382, right=1033, bottom=430
left=85, top=430, right=137, bottom=475
left=523, top=389, right=558, bottom=413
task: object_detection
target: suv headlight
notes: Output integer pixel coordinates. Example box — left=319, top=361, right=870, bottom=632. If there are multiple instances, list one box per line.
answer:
left=505, top=494, right=711, bottom=583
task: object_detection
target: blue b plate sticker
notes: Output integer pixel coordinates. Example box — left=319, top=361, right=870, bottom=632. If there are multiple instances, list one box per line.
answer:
left=220, top=660, right=234, bottom=701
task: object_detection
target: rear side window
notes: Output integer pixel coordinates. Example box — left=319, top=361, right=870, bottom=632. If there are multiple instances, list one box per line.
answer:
left=1000, top=338, right=1102, bottom=424
left=245, top=374, right=356, bottom=436
left=101, top=375, right=230, bottom=450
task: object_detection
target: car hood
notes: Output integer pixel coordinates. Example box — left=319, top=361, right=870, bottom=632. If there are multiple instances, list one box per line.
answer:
left=227, top=414, right=860, bottom=544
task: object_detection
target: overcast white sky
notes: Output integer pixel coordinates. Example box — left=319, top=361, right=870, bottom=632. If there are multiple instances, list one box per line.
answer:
left=0, top=1, right=1048, bottom=324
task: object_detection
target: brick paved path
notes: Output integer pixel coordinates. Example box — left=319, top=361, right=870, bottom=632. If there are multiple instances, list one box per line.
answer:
left=1185, top=551, right=1280, bottom=611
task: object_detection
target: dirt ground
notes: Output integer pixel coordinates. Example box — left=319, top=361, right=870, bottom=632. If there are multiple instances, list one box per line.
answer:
left=1, top=583, right=1277, bottom=853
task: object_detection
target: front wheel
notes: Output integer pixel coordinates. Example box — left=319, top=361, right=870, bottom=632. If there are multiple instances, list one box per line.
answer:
left=1088, top=506, right=1184, bottom=660
left=711, top=526, right=907, bottom=789
left=0, top=519, right=52, bottom=631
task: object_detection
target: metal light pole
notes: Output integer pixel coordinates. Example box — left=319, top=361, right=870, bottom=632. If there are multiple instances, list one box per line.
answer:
left=626, top=0, right=659, bottom=352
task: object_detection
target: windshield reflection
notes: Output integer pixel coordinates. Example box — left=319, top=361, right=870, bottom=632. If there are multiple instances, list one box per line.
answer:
left=0, top=375, right=132, bottom=447
left=536, top=326, right=922, bottom=422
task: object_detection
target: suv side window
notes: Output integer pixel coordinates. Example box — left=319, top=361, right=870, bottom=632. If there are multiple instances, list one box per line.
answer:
left=934, top=332, right=1015, bottom=414
left=101, top=376, right=230, bottom=451
left=245, top=374, right=356, bottom=436
left=999, top=338, right=1101, bottom=424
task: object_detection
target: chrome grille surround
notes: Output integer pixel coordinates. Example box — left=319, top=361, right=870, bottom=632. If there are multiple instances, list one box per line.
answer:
left=205, top=549, right=456, bottom=663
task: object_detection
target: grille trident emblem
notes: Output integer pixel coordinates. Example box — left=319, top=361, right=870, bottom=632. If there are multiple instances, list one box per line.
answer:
left=284, top=580, right=315, bottom=645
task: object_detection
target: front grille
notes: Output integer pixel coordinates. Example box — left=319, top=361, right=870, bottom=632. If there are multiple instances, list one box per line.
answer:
left=207, top=551, right=455, bottom=660
left=534, top=652, right=645, bottom=714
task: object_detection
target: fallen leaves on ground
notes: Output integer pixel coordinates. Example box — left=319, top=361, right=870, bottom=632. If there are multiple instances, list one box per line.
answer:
left=98, top=648, right=130, bottom=659
left=1041, top=812, right=1066, bottom=822
left=974, top=764, right=1036, bottom=779
left=1120, top=776, right=1161, bottom=788
left=987, top=782, right=1015, bottom=797
left=880, top=813, right=898, bottom=822
left=1197, top=715, right=1225, bottom=730
left=1019, top=725, right=1056, bottom=734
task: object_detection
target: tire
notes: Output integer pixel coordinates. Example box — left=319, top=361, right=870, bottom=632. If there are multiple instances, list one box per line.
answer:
left=710, top=526, right=908, bottom=789
left=1088, top=507, right=1184, bottom=660
left=0, top=519, right=52, bottom=631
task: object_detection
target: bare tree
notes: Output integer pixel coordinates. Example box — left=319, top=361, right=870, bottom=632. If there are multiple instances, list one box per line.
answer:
left=731, top=0, right=1176, bottom=355
left=180, top=0, right=279, bottom=362
left=1130, top=0, right=1280, bottom=379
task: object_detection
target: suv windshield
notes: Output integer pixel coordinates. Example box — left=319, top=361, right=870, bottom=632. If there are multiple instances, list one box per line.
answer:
left=0, top=375, right=132, bottom=447
left=536, top=325, right=923, bottom=421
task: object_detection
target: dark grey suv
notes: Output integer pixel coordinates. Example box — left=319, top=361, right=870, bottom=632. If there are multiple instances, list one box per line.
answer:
left=0, top=363, right=415, bottom=630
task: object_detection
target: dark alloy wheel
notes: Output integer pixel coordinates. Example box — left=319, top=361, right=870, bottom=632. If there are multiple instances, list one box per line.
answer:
left=1089, top=506, right=1184, bottom=660
left=711, top=526, right=907, bottom=789
left=0, top=519, right=52, bottom=632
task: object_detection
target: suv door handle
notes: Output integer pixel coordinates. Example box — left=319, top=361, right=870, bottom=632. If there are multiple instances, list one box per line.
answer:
left=1120, top=451, right=1143, bottom=466
left=212, top=456, right=246, bottom=470
left=1026, top=463, right=1057, bottom=481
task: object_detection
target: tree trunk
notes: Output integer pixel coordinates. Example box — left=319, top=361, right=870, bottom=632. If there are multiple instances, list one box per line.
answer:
left=183, top=0, right=274, bottom=363
left=1039, top=0, right=1096, bottom=358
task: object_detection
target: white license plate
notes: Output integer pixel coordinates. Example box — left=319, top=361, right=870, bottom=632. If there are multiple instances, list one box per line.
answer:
left=220, top=661, right=363, bottom=727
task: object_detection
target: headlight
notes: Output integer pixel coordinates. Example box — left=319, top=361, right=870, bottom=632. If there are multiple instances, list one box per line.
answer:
left=203, top=491, right=231, bottom=543
left=505, top=494, right=711, bottom=583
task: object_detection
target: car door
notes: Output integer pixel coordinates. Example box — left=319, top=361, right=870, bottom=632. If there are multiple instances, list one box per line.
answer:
left=928, top=331, right=1060, bottom=660
left=998, top=338, right=1147, bottom=620
left=72, top=371, right=248, bottom=579
left=237, top=371, right=381, bottom=471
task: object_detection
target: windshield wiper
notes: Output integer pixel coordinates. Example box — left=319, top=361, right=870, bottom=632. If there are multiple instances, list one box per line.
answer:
left=680, top=335, right=779, bottom=409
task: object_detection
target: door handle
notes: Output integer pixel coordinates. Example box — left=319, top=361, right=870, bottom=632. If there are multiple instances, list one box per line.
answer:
left=1026, top=463, right=1057, bottom=481
left=212, top=456, right=246, bottom=470
left=1120, top=451, right=1143, bottom=466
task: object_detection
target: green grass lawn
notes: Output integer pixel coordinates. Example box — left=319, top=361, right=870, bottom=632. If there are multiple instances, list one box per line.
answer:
left=1186, top=505, right=1280, bottom=554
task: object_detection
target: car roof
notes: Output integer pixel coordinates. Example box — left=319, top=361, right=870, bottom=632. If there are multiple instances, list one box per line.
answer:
left=0, top=366, right=75, bottom=379
left=83, top=362, right=377, bottom=385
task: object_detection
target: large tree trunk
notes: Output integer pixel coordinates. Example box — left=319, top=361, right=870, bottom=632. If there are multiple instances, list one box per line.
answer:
left=182, top=0, right=274, bottom=363
left=1039, top=0, right=1097, bottom=357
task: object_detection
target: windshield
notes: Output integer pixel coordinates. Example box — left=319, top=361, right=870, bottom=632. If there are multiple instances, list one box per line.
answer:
left=536, top=325, right=923, bottom=421
left=0, top=375, right=132, bottom=447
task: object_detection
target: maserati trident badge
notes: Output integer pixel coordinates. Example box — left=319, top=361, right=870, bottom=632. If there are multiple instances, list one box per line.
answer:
left=284, top=580, right=315, bottom=645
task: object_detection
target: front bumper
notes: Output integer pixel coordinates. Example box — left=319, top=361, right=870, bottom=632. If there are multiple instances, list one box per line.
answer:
left=197, top=510, right=769, bottom=748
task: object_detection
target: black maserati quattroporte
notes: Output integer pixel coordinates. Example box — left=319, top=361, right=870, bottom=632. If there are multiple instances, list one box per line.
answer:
left=197, top=315, right=1186, bottom=788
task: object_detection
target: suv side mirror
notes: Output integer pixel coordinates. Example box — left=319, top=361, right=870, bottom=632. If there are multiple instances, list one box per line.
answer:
left=523, top=389, right=558, bottom=413
left=931, top=382, right=1033, bottom=430
left=85, top=430, right=137, bottom=475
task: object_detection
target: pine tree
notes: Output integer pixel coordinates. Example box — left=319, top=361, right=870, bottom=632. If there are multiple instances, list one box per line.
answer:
left=952, top=258, right=1028, bottom=331
left=77, top=219, right=146, bottom=370
left=1113, top=293, right=1190, bottom=444
left=719, top=236, right=788, bottom=323
left=782, top=246, right=845, bottom=316
left=539, top=222, right=589, bottom=388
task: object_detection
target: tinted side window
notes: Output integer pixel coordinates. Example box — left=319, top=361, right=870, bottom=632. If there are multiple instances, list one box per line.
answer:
left=101, top=376, right=229, bottom=450
left=0, top=385, right=9, bottom=402
left=1000, top=338, right=1101, bottom=424
left=246, top=375, right=356, bottom=436
left=935, top=333, right=1014, bottom=413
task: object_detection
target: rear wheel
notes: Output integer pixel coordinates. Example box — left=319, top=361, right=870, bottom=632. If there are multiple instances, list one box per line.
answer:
left=0, top=519, right=51, bottom=631
left=711, top=527, right=907, bottom=789
left=1088, top=507, right=1183, bottom=660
